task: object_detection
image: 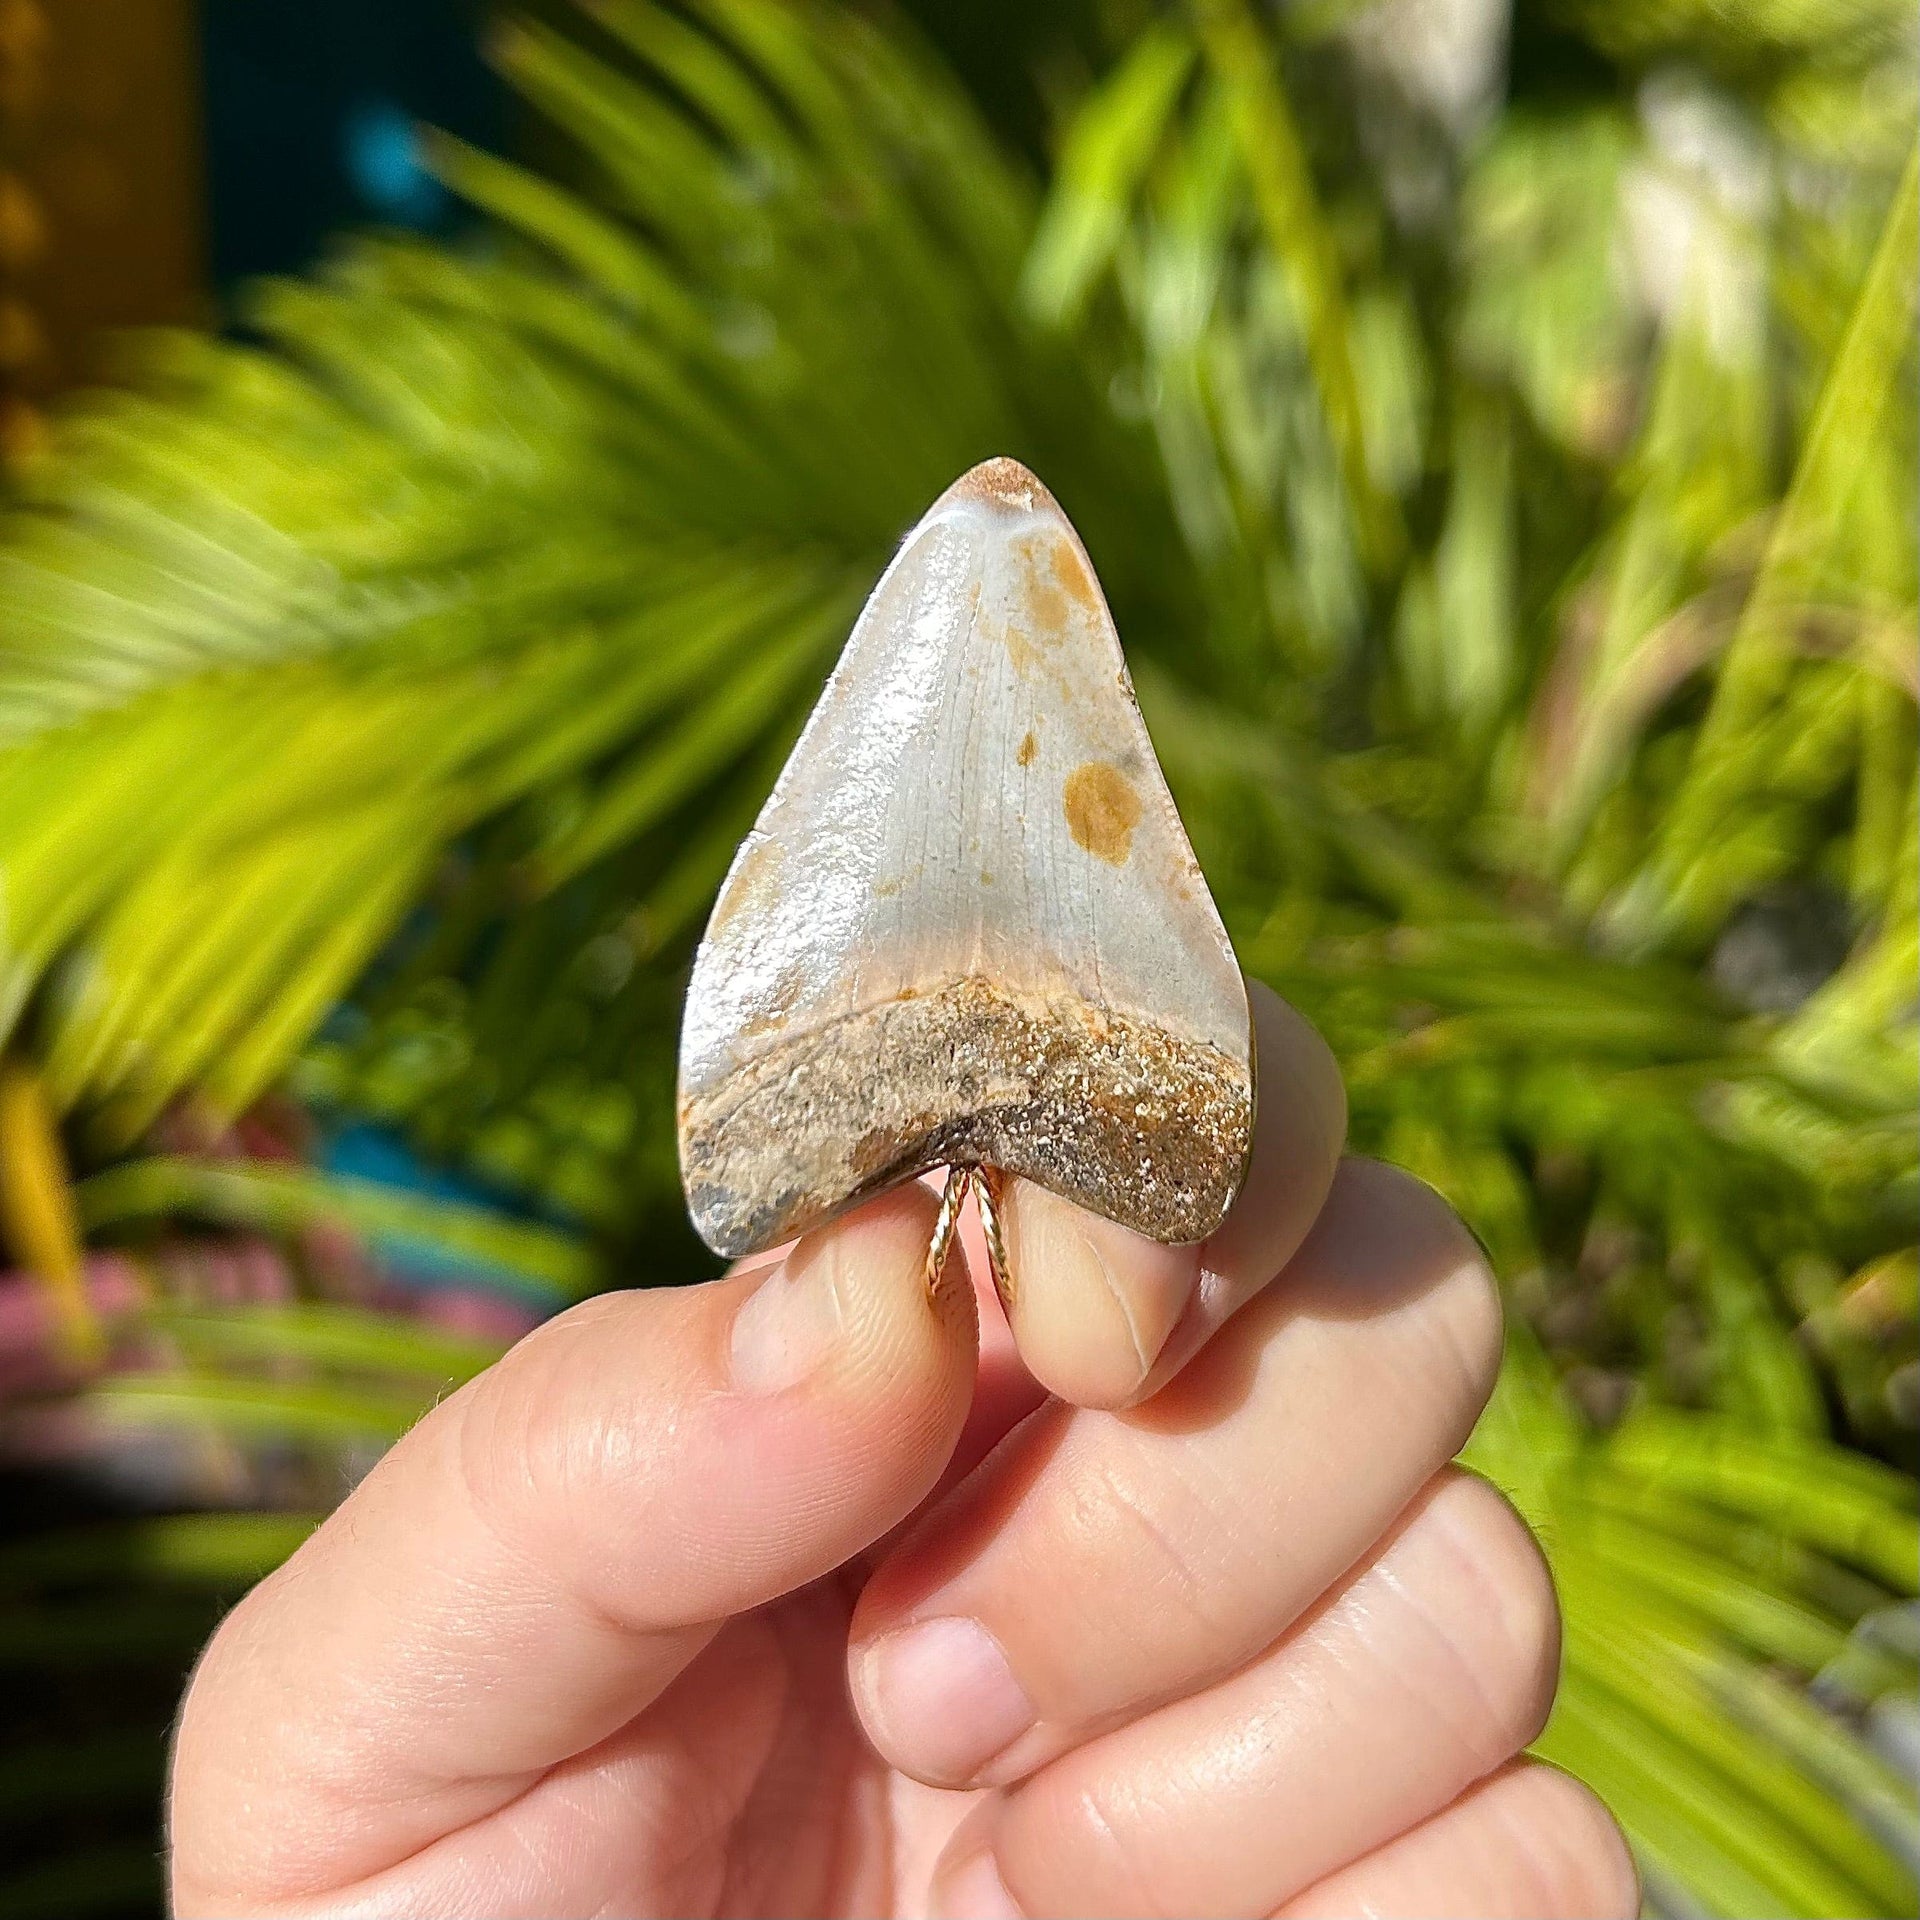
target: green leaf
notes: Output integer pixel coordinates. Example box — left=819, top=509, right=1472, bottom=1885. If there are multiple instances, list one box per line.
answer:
left=1021, top=24, right=1196, bottom=327
left=76, top=1157, right=599, bottom=1298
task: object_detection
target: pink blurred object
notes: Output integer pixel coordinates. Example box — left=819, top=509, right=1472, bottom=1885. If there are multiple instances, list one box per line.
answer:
left=0, top=1222, right=540, bottom=1513
left=162, top=1235, right=298, bottom=1310
left=0, top=1237, right=301, bottom=1399
left=412, top=1287, right=544, bottom=1347
left=0, top=1255, right=149, bottom=1396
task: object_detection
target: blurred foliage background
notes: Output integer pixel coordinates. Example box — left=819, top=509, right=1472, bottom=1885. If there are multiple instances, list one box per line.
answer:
left=0, top=0, right=1915, bottom=1912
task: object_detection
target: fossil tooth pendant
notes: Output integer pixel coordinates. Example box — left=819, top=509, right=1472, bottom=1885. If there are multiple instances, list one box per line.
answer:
left=677, top=457, right=1253, bottom=1280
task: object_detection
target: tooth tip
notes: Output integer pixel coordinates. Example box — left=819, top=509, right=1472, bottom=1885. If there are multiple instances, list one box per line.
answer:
left=943, top=456, right=1058, bottom=517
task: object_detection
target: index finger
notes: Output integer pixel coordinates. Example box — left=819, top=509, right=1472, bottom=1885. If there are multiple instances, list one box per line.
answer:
left=999, top=978, right=1346, bottom=1407
left=168, top=1186, right=975, bottom=1914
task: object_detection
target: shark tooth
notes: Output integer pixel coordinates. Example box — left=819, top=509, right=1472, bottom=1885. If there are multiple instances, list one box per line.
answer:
left=677, top=457, right=1253, bottom=1261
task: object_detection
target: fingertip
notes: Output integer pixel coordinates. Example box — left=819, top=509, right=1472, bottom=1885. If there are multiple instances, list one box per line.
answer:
left=1000, top=1178, right=1197, bottom=1409
left=988, top=984, right=1347, bottom=1410
left=1035, top=981, right=1346, bottom=1404
left=459, top=1181, right=981, bottom=1631
left=767, top=1181, right=982, bottom=1440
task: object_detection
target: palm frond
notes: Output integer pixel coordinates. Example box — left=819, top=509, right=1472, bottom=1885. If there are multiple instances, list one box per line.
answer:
left=0, top=2, right=1912, bottom=1912
left=0, top=0, right=1157, bottom=1153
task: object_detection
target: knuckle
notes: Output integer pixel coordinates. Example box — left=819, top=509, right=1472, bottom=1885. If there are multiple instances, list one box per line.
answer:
left=1080, top=1443, right=1244, bottom=1650
left=1339, top=1160, right=1505, bottom=1427
left=1427, top=1228, right=1504, bottom=1423
left=451, top=1293, right=679, bottom=1633
left=454, top=1294, right=628, bottom=1535
left=1050, top=1774, right=1166, bottom=1916
left=1497, top=1765, right=1641, bottom=1919
left=1417, top=1473, right=1563, bottom=1765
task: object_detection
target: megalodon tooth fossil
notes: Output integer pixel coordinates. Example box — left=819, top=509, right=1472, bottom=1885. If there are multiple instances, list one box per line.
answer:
left=677, top=457, right=1253, bottom=1272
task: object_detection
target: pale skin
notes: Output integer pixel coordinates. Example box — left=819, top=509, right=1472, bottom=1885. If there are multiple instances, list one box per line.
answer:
left=169, top=983, right=1639, bottom=1919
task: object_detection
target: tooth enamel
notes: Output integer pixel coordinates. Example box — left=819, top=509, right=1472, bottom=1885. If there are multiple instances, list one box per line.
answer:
left=677, top=458, right=1253, bottom=1259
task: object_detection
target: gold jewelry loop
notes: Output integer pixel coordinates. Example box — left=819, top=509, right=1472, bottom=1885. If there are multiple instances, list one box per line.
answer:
left=922, top=1165, right=972, bottom=1299
left=973, top=1164, right=1014, bottom=1316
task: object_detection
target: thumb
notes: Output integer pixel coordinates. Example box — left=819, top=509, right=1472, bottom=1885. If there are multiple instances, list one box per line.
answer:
left=170, top=1185, right=975, bottom=1910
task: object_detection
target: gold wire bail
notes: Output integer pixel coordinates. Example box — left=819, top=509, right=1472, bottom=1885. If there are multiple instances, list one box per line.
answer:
left=922, top=1163, right=1014, bottom=1313
left=973, top=1163, right=1013, bottom=1314
left=922, top=1165, right=972, bottom=1295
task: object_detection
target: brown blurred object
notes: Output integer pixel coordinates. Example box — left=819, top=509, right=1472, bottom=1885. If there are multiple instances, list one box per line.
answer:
left=0, top=0, right=205, bottom=464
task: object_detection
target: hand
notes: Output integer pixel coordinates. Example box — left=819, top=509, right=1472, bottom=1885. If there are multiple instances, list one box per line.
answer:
left=168, top=984, right=1635, bottom=1918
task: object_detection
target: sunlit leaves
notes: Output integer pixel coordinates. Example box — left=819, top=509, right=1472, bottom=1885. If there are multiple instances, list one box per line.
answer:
left=0, top=2, right=1912, bottom=1909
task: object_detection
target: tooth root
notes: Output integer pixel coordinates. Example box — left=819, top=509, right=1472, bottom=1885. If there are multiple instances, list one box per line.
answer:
left=678, top=457, right=1253, bottom=1260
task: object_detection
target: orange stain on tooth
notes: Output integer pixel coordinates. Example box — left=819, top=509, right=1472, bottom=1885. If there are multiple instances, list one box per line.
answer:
left=1063, top=761, right=1141, bottom=865
left=1051, top=540, right=1100, bottom=614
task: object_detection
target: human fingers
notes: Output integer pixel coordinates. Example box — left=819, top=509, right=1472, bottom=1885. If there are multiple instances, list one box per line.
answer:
left=1274, top=1760, right=1639, bottom=1919
left=928, top=1471, right=1562, bottom=1920
left=849, top=1159, right=1502, bottom=1789
left=999, top=979, right=1345, bottom=1408
left=169, top=1186, right=976, bottom=1916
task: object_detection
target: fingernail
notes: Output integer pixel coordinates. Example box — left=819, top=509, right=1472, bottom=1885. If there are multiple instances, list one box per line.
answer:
left=729, top=1245, right=844, bottom=1394
left=856, top=1615, right=1034, bottom=1784
left=930, top=1845, right=1024, bottom=1920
